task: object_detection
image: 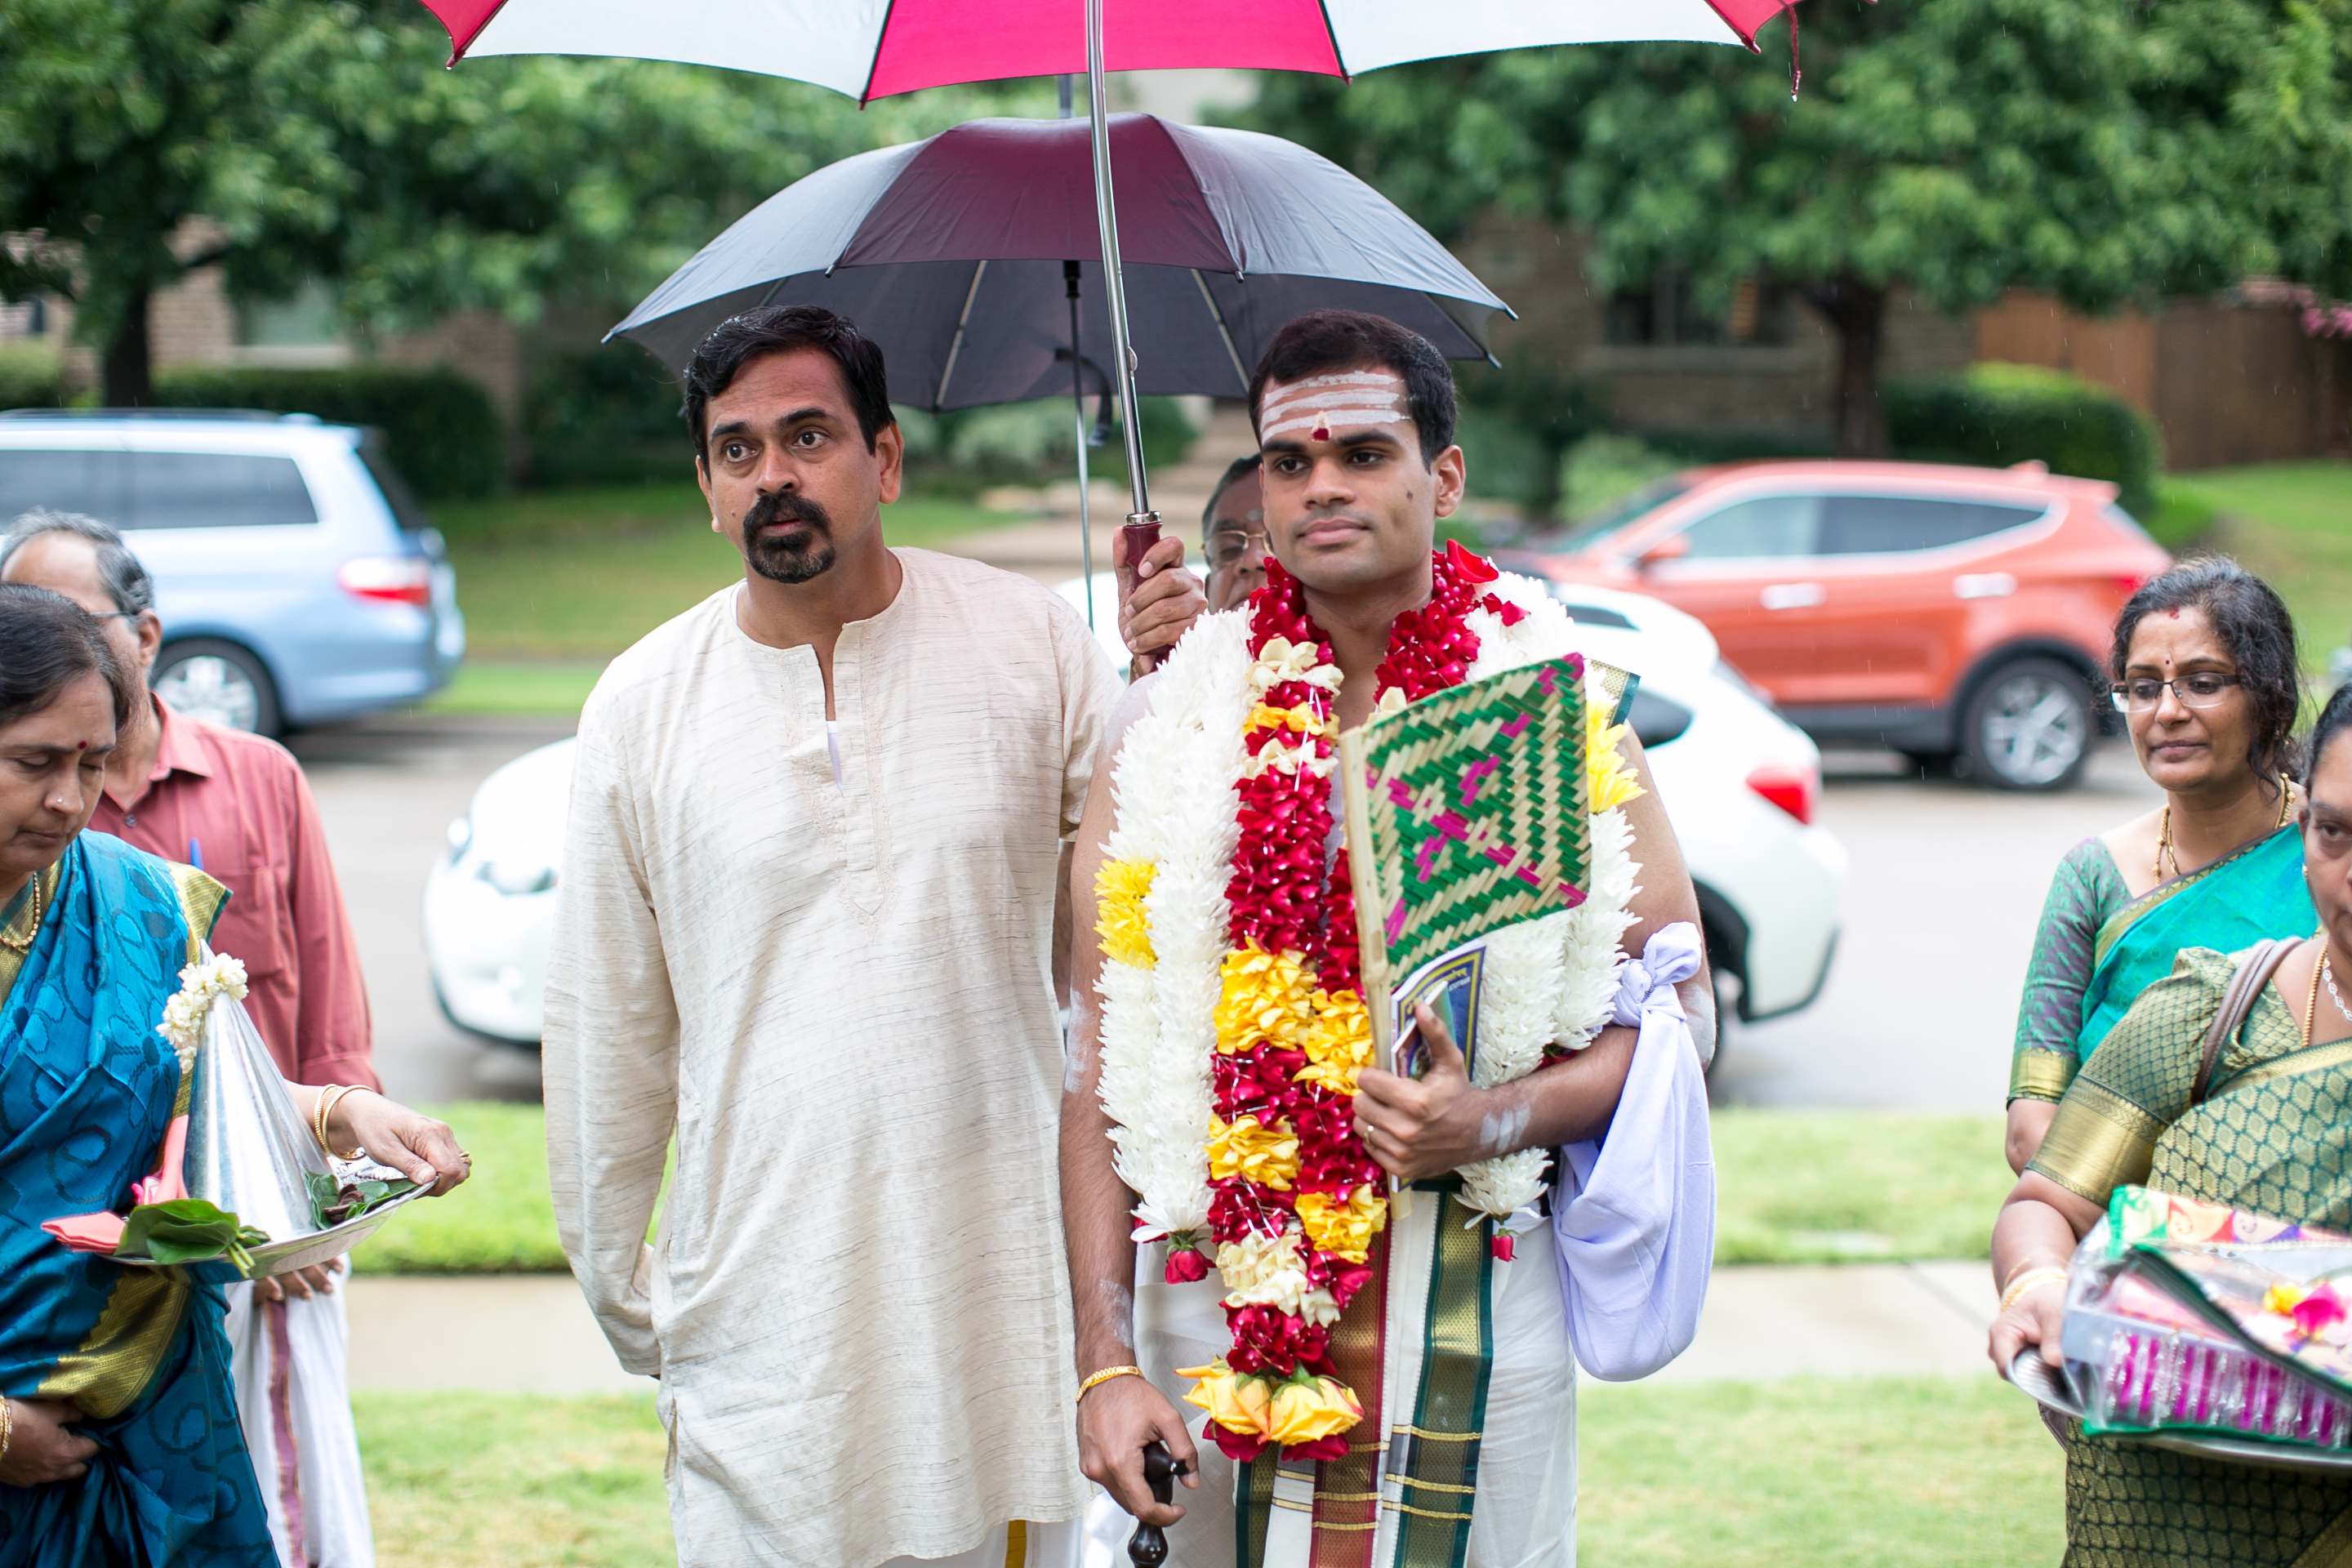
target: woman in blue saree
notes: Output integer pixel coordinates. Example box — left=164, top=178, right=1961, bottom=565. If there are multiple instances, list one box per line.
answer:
left=0, top=586, right=470, bottom=1566
left=2007, top=559, right=2314, bottom=1174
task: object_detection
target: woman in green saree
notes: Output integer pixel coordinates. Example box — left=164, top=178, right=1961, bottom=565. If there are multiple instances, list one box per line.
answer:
left=1989, top=678, right=2352, bottom=1568
left=0, top=586, right=472, bottom=1566
left=2007, top=559, right=2313, bottom=1173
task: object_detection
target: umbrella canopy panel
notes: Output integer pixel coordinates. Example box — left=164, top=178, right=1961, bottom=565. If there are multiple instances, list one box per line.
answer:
left=423, top=0, right=1789, bottom=96
left=611, top=114, right=1508, bottom=402
left=616, top=257, right=1496, bottom=408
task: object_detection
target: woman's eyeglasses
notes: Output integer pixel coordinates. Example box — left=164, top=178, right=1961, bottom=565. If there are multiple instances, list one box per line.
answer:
left=2111, top=673, right=2242, bottom=712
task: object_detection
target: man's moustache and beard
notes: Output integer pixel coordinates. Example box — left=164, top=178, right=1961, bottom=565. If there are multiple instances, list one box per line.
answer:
left=741, top=491, right=838, bottom=584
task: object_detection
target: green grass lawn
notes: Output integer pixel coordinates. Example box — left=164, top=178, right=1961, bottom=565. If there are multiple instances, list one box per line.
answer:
left=359, top=1106, right=2014, bottom=1275
left=429, top=482, right=1022, bottom=662
left=1577, top=1375, right=2063, bottom=1567
left=358, top=1392, right=674, bottom=1568
left=1712, top=1108, right=2012, bottom=1263
left=2166, top=461, right=2352, bottom=664
left=354, top=1375, right=2062, bottom=1568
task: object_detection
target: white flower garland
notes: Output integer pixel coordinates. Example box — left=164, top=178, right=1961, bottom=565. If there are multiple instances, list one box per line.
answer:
left=158, top=952, right=248, bottom=1058
left=1098, top=571, right=1642, bottom=1238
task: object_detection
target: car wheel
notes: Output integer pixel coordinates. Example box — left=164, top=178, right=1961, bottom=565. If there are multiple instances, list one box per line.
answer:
left=1961, top=657, right=2094, bottom=791
left=153, top=639, right=281, bottom=737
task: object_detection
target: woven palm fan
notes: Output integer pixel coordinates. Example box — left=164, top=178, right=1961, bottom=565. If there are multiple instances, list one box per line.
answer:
left=1338, top=653, right=1633, bottom=1074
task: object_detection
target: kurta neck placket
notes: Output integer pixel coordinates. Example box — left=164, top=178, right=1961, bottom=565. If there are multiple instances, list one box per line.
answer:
left=827, top=572, right=910, bottom=925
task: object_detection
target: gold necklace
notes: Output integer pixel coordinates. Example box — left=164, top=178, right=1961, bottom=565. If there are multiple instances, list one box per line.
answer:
left=2306, top=937, right=2328, bottom=1048
left=0, top=871, right=43, bottom=956
left=2157, top=774, right=2297, bottom=881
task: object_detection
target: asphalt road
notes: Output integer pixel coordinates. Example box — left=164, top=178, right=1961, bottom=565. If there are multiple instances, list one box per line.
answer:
left=294, top=716, right=2161, bottom=1112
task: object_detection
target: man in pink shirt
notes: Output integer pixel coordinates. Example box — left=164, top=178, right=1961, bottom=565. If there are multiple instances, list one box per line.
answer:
left=2, top=508, right=381, bottom=1568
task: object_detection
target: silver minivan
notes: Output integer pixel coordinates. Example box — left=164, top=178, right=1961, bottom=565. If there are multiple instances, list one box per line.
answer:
left=0, top=410, right=465, bottom=734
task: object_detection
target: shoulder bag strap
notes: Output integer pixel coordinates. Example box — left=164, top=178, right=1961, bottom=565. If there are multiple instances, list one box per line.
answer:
left=2194, top=938, right=2300, bottom=1106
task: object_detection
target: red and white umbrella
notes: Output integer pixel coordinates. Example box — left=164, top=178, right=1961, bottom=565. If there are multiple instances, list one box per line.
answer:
left=414, top=0, right=1790, bottom=558
left=420, top=0, right=1791, bottom=99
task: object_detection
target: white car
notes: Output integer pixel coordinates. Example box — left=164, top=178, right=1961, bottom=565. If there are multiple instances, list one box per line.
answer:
left=1054, top=571, right=1844, bottom=1032
left=422, top=737, right=573, bottom=1043
left=425, top=581, right=1843, bottom=1049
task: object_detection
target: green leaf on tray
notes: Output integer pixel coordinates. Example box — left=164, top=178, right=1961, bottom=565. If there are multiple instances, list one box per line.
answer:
left=115, top=1199, right=269, bottom=1272
left=319, top=1177, right=417, bottom=1227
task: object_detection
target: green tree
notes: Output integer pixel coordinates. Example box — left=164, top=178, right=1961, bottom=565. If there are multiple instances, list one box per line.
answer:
left=1244, top=0, right=2352, bottom=457
left=0, top=0, right=1028, bottom=404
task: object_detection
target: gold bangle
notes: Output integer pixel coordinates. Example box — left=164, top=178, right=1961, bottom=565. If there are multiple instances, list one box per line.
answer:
left=1077, top=1365, right=1144, bottom=1402
left=2000, top=1267, right=2069, bottom=1315
left=315, top=1085, right=368, bottom=1161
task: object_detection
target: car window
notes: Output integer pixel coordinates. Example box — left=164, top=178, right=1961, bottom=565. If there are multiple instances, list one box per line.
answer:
left=1555, top=476, right=1695, bottom=552
left=0, top=448, right=130, bottom=530
left=1815, top=496, right=2043, bottom=555
left=1675, top=493, right=1821, bottom=559
left=123, top=452, right=318, bottom=529
left=359, top=434, right=432, bottom=533
left=0, top=448, right=317, bottom=532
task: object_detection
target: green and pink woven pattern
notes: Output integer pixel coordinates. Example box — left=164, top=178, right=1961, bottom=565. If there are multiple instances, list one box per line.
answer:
left=1344, top=655, right=1595, bottom=987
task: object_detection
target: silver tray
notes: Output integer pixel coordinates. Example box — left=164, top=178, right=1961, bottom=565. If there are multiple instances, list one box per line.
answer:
left=115, top=1184, right=429, bottom=1279
left=2010, top=1349, right=2352, bottom=1473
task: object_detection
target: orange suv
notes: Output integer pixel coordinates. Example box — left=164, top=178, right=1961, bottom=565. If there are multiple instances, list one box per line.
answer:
left=1507, top=461, right=2172, bottom=790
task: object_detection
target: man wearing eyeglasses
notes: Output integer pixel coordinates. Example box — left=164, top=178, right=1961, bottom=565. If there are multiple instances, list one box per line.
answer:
left=1200, top=455, right=1267, bottom=613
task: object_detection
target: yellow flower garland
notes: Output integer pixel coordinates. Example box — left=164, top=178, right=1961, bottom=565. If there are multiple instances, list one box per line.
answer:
left=1095, top=860, right=1158, bottom=969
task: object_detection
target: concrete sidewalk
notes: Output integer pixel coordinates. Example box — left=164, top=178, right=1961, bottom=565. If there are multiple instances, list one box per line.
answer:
left=345, top=1260, right=2004, bottom=1395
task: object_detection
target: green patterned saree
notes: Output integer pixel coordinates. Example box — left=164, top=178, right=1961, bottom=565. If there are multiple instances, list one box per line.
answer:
left=2031, top=946, right=2352, bottom=1568
left=2011, top=826, right=2314, bottom=1105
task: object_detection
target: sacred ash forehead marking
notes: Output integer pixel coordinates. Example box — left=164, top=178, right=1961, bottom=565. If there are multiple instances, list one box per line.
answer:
left=1259, top=369, right=1409, bottom=443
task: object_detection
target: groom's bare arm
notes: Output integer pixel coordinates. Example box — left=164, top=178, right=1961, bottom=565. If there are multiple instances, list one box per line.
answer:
left=1062, top=705, right=1200, bottom=1526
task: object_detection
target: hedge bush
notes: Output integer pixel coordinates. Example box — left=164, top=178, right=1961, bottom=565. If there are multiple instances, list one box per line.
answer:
left=1886, top=362, right=2160, bottom=519
left=154, top=365, right=504, bottom=503
left=525, top=341, right=685, bottom=487
left=0, top=345, right=63, bottom=412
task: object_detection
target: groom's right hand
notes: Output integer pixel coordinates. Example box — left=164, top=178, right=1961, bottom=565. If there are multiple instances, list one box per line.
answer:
left=1077, top=1374, right=1199, bottom=1527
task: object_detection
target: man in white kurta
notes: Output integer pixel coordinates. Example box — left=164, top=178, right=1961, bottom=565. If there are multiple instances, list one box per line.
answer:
left=542, top=305, right=1197, bottom=1568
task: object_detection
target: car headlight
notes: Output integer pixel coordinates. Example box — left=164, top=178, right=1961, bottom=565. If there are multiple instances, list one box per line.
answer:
left=478, top=860, right=557, bottom=896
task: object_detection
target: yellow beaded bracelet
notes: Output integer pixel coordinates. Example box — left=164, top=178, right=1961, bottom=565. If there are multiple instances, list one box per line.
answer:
left=1077, top=1365, right=1144, bottom=1402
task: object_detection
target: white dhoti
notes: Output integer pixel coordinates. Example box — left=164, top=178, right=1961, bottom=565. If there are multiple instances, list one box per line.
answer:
left=222, top=1265, right=376, bottom=1568
left=881, top=1517, right=1087, bottom=1568
left=1085, top=1223, right=1579, bottom=1568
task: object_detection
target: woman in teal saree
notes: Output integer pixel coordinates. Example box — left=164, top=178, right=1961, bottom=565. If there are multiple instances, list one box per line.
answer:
left=0, top=586, right=471, bottom=1565
left=2007, top=559, right=2314, bottom=1173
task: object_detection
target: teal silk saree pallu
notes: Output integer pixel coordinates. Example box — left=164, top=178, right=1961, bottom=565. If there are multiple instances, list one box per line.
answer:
left=2074, top=827, right=2314, bottom=1067
left=0, top=832, right=270, bottom=1567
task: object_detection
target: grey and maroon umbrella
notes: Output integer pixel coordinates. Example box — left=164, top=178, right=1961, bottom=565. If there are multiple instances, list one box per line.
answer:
left=606, top=114, right=1511, bottom=408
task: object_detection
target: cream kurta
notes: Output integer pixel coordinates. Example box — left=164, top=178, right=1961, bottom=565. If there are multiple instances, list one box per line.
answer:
left=544, top=548, right=1118, bottom=1568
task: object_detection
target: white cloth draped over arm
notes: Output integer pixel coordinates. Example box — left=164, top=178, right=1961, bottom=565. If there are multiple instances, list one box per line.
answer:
left=541, top=707, right=679, bottom=1377
left=1549, top=920, right=1715, bottom=1382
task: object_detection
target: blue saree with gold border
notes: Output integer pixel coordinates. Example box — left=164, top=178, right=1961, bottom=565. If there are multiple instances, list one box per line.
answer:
left=0, top=831, right=270, bottom=1566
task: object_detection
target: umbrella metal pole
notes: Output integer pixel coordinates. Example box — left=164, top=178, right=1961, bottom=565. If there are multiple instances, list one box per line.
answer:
left=1067, top=261, right=1094, bottom=633
left=1085, top=0, right=1162, bottom=581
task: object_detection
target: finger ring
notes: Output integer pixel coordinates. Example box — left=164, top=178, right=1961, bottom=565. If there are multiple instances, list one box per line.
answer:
left=459, top=1152, right=473, bottom=1163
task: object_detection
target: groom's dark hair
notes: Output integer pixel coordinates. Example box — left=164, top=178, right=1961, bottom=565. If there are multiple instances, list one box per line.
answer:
left=684, top=305, right=895, bottom=461
left=1247, top=310, right=1457, bottom=466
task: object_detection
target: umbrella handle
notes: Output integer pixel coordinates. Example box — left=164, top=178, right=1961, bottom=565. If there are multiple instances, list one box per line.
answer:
left=1117, top=515, right=1165, bottom=672
left=1126, top=1441, right=1181, bottom=1568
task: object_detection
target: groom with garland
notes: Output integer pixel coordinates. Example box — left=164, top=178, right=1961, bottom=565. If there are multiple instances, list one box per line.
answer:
left=1061, top=310, right=1717, bottom=1568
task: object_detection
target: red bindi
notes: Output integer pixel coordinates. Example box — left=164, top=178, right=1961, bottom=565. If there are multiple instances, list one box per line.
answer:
left=76, top=741, right=87, bottom=750
left=1312, top=425, right=1329, bottom=442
